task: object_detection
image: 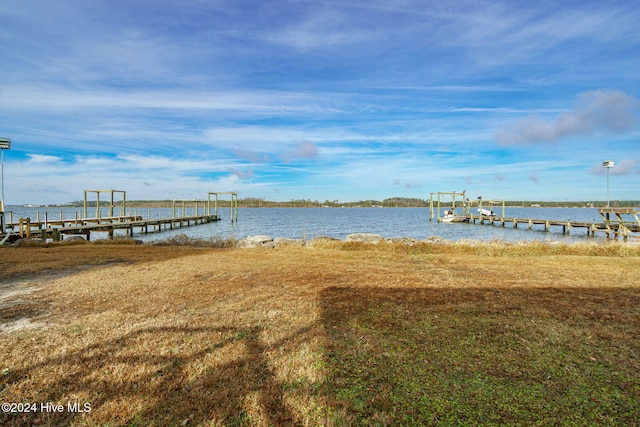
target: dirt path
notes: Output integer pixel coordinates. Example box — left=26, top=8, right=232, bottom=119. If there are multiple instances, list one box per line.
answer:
left=0, top=269, right=87, bottom=333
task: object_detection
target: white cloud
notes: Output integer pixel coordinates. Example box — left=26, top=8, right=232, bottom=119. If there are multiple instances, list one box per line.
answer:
left=25, top=154, right=64, bottom=164
left=495, top=90, right=640, bottom=145
left=4, top=152, right=261, bottom=204
left=3, top=85, right=335, bottom=115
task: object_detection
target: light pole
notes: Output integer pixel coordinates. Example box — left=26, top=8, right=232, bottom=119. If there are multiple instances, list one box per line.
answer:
left=0, top=138, right=11, bottom=234
left=602, top=160, right=614, bottom=207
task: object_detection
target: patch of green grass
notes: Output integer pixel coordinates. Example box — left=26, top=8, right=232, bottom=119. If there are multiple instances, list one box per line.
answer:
left=321, top=287, right=640, bottom=426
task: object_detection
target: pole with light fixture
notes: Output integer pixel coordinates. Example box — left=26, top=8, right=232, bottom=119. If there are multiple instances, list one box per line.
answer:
left=602, top=160, right=614, bottom=207
left=0, top=137, right=11, bottom=234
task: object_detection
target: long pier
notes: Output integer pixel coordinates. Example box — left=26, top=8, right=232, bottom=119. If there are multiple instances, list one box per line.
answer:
left=0, top=189, right=239, bottom=243
left=1, top=213, right=221, bottom=242
left=465, top=208, right=640, bottom=240
left=428, top=192, right=640, bottom=241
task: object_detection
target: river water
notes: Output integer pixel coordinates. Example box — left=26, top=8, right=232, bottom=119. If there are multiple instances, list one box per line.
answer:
left=4, top=206, right=617, bottom=243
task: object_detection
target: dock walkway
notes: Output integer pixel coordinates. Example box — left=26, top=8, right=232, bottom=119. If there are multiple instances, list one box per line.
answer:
left=1, top=189, right=239, bottom=243
left=428, top=192, right=639, bottom=241
left=464, top=207, right=640, bottom=240
left=2, top=213, right=220, bottom=242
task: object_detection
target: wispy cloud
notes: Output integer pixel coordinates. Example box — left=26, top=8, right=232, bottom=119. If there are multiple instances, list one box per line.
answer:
left=233, top=149, right=271, bottom=164
left=494, top=90, right=640, bottom=145
left=25, top=154, right=64, bottom=164
left=281, top=141, right=319, bottom=163
left=392, top=179, right=422, bottom=189
left=1, top=1, right=639, bottom=203
left=263, top=8, right=373, bottom=50
left=6, top=152, right=263, bottom=204
left=227, top=168, right=254, bottom=179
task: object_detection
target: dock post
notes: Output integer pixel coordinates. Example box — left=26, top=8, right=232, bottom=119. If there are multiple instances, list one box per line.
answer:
left=528, top=219, right=533, bottom=230
left=231, top=193, right=238, bottom=222
left=429, top=195, right=434, bottom=221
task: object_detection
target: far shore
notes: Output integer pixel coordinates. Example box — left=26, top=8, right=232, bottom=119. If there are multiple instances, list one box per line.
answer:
left=7, top=198, right=638, bottom=210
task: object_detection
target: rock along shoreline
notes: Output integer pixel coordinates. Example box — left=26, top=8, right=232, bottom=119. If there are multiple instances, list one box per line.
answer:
left=235, top=233, right=570, bottom=248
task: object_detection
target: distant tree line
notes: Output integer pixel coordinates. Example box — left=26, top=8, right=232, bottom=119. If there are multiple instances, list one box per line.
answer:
left=61, top=198, right=638, bottom=208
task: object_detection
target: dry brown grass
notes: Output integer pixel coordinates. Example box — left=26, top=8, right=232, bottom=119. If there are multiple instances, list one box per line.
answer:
left=1, top=241, right=639, bottom=426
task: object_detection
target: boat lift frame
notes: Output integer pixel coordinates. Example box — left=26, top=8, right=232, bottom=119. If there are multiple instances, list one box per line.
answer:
left=207, top=192, right=239, bottom=222
left=429, top=191, right=470, bottom=222
left=468, top=197, right=506, bottom=218
left=83, top=189, right=127, bottom=219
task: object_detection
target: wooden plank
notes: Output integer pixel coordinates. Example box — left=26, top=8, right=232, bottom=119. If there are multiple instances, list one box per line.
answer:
left=598, top=207, right=638, bottom=214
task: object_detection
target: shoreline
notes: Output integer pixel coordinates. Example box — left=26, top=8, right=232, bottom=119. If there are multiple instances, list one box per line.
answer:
left=4, top=232, right=640, bottom=249
left=234, top=233, right=640, bottom=248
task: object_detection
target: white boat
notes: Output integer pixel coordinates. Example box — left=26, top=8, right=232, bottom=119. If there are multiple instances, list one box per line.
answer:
left=478, top=208, right=496, bottom=216
left=440, top=210, right=468, bottom=223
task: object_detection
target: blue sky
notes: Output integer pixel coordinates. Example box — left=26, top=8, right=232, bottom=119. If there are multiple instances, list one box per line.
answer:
left=1, top=0, right=638, bottom=205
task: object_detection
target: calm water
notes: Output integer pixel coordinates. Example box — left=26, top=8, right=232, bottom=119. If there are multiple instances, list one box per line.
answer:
left=4, top=206, right=613, bottom=243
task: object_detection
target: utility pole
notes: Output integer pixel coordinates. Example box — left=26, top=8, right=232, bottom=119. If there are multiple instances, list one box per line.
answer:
left=602, top=160, right=614, bottom=207
left=0, top=138, right=11, bottom=234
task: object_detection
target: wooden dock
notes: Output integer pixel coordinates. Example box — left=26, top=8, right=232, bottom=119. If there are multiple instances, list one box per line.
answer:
left=1, top=213, right=221, bottom=242
left=0, top=189, right=242, bottom=243
left=463, top=207, right=640, bottom=240
left=428, top=192, right=640, bottom=241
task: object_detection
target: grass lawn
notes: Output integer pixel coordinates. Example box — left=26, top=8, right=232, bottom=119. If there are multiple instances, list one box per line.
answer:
left=1, top=240, right=639, bottom=426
